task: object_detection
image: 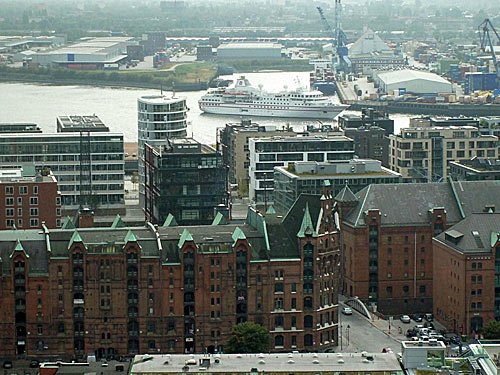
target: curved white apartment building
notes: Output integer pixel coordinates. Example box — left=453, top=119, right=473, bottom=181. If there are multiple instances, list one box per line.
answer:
left=138, top=95, right=188, bottom=203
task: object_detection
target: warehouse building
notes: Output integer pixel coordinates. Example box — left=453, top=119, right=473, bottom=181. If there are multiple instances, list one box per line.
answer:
left=375, top=69, right=453, bottom=95
left=31, top=37, right=136, bottom=68
left=217, top=42, right=283, bottom=60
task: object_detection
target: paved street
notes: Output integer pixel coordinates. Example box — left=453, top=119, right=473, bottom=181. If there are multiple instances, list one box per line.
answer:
left=337, top=302, right=405, bottom=354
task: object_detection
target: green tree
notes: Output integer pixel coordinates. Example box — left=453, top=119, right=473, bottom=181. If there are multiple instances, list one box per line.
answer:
left=482, top=320, right=500, bottom=339
left=225, top=322, right=270, bottom=353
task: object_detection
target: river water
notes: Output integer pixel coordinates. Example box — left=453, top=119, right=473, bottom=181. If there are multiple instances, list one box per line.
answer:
left=0, top=71, right=412, bottom=144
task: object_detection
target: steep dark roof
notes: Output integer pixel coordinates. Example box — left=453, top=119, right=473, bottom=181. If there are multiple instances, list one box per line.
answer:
left=449, top=180, right=500, bottom=217
left=263, top=194, right=323, bottom=259
left=335, top=185, right=358, bottom=203
left=0, top=230, right=47, bottom=276
left=343, top=180, right=500, bottom=228
left=434, top=213, right=500, bottom=254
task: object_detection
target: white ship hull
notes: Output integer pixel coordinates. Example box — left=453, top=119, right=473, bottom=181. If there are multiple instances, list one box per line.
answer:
left=199, top=103, right=348, bottom=119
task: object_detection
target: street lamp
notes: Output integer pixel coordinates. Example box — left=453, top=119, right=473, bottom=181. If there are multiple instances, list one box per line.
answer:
left=346, top=325, right=350, bottom=347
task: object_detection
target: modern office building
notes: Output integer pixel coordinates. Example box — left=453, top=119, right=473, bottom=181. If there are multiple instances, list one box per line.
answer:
left=137, top=94, right=188, bottom=204
left=388, top=126, right=498, bottom=182
left=344, top=126, right=389, bottom=166
left=336, top=180, right=500, bottom=315
left=0, top=167, right=61, bottom=230
left=0, top=124, right=124, bottom=215
left=0, top=193, right=340, bottom=358
left=449, top=158, right=500, bottom=181
left=144, top=139, right=228, bottom=226
left=338, top=108, right=394, bottom=135
left=248, top=135, right=354, bottom=204
left=273, top=159, right=401, bottom=215
left=433, top=213, right=500, bottom=334
left=217, top=119, right=296, bottom=197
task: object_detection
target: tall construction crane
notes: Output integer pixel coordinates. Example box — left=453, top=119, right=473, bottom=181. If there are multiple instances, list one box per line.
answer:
left=316, top=3, right=349, bottom=72
left=478, top=18, right=500, bottom=85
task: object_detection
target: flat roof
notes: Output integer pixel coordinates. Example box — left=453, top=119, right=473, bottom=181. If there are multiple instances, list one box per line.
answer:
left=138, top=95, right=187, bottom=105
left=57, top=115, right=109, bottom=132
left=129, top=353, right=403, bottom=374
left=218, top=42, right=283, bottom=49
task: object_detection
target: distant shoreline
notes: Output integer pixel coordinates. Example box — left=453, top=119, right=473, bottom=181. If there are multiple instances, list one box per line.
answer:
left=0, top=75, right=208, bottom=91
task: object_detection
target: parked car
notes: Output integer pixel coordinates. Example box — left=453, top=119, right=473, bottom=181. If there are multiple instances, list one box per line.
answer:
left=400, top=315, right=411, bottom=323
left=411, top=314, right=423, bottom=322
left=406, top=328, right=418, bottom=338
left=30, top=360, right=40, bottom=368
left=341, top=307, right=353, bottom=315
left=382, top=347, right=393, bottom=353
left=3, top=361, right=13, bottom=369
left=425, top=313, right=434, bottom=322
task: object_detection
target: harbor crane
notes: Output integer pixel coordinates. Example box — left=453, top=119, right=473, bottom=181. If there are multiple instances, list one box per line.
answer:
left=316, top=2, right=350, bottom=72
left=478, top=18, right=500, bottom=85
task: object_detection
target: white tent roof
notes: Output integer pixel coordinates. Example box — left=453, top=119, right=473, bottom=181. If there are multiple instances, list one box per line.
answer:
left=349, top=29, right=391, bottom=56
left=377, top=69, right=451, bottom=85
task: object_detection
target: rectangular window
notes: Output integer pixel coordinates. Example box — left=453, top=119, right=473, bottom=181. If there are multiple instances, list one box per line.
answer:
left=17, top=208, right=22, bottom=216
left=6, top=208, right=14, bottom=217
left=5, top=186, right=14, bottom=195
left=30, top=218, right=39, bottom=227
left=30, top=197, right=38, bottom=205
left=33, top=186, right=38, bottom=195
left=5, top=197, right=14, bottom=206
left=19, top=186, right=28, bottom=195
left=30, top=208, right=38, bottom=216
left=291, top=283, right=297, bottom=293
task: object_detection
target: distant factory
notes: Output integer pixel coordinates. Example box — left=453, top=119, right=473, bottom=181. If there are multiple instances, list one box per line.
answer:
left=216, top=42, right=283, bottom=60
left=27, top=37, right=137, bottom=68
left=374, top=69, right=453, bottom=95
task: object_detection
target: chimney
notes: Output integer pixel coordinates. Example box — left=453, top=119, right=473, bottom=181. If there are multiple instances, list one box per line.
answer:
left=78, top=208, right=94, bottom=228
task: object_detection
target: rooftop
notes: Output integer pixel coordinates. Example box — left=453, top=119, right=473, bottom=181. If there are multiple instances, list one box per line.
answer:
left=218, top=42, right=283, bottom=49
left=138, top=94, right=187, bottom=105
left=129, top=352, right=402, bottom=374
left=56, top=115, right=109, bottom=132
left=377, top=69, right=452, bottom=85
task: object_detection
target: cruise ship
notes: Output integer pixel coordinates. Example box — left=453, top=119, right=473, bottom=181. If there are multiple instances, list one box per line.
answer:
left=198, top=76, right=348, bottom=119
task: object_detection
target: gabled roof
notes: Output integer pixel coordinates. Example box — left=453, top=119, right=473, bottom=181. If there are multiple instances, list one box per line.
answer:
left=10, top=239, right=29, bottom=259
left=178, top=228, right=194, bottom=249
left=212, top=212, right=228, bottom=225
left=435, top=213, right=500, bottom=254
left=343, top=180, right=500, bottom=228
left=335, top=185, right=358, bottom=203
left=232, top=226, right=247, bottom=246
left=68, top=230, right=85, bottom=249
left=297, top=202, right=317, bottom=238
left=266, top=206, right=276, bottom=215
left=61, top=216, right=75, bottom=229
left=124, top=230, right=137, bottom=243
left=349, top=29, right=391, bottom=56
left=111, top=214, right=125, bottom=228
left=163, top=213, right=178, bottom=227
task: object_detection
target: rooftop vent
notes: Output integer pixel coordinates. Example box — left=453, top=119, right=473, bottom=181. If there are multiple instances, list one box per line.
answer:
left=313, top=359, right=320, bottom=364
left=258, top=359, right=265, bottom=364
left=258, top=353, right=265, bottom=358
left=287, top=360, right=295, bottom=364
left=338, top=359, right=345, bottom=364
